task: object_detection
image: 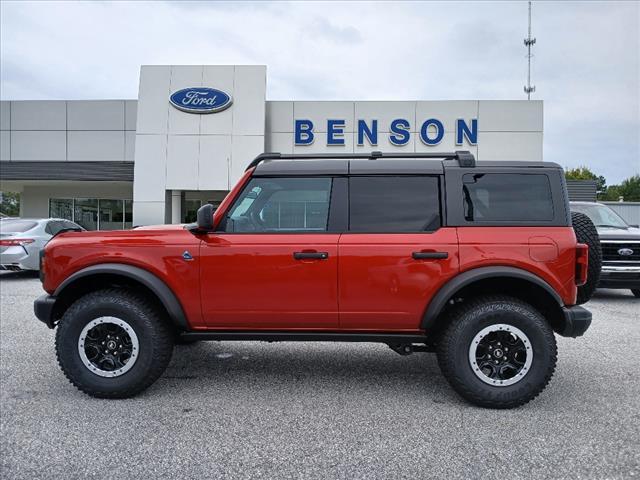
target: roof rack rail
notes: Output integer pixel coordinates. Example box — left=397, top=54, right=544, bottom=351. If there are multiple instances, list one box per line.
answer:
left=246, top=150, right=476, bottom=171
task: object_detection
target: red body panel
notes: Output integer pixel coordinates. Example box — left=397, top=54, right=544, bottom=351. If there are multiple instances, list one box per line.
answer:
left=338, top=230, right=459, bottom=330
left=456, top=227, right=578, bottom=305
left=43, top=227, right=207, bottom=328
left=199, top=234, right=339, bottom=329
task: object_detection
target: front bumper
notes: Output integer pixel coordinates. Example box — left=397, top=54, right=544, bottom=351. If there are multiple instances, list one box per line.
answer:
left=34, top=294, right=57, bottom=329
left=559, top=305, right=592, bottom=338
left=598, top=265, right=640, bottom=289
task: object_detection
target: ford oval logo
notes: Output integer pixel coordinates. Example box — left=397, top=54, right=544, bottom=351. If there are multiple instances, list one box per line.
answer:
left=169, top=87, right=232, bottom=114
left=618, top=248, right=634, bottom=256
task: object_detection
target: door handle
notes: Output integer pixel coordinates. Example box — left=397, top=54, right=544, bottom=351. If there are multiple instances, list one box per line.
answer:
left=412, top=251, right=448, bottom=260
left=293, top=251, right=329, bottom=260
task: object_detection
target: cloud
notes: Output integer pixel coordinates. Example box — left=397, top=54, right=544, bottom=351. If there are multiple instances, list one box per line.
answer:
left=0, top=0, right=638, bottom=183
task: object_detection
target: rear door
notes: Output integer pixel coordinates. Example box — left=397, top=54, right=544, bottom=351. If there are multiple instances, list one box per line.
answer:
left=338, top=175, right=459, bottom=330
left=200, top=176, right=341, bottom=329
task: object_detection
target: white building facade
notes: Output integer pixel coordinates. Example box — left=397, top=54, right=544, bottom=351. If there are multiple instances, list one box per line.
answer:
left=0, top=65, right=544, bottom=229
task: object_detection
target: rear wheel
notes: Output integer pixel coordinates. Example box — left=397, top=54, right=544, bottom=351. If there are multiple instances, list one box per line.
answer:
left=55, top=289, right=174, bottom=398
left=571, top=211, right=602, bottom=304
left=632, top=289, right=640, bottom=298
left=437, top=296, right=557, bottom=409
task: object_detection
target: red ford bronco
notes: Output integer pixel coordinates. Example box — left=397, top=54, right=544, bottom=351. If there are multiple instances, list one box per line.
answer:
left=35, top=151, right=599, bottom=408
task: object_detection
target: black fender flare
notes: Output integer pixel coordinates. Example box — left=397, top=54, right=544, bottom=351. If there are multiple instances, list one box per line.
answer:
left=421, top=266, right=564, bottom=330
left=54, top=263, right=188, bottom=329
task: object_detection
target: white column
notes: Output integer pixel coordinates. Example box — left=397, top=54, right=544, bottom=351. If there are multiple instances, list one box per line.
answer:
left=171, top=190, right=182, bottom=224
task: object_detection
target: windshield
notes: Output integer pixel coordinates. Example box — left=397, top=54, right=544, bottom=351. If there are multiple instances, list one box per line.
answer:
left=0, top=220, right=38, bottom=233
left=571, top=203, right=628, bottom=229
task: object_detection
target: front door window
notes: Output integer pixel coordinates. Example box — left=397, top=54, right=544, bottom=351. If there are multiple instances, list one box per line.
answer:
left=222, top=177, right=332, bottom=233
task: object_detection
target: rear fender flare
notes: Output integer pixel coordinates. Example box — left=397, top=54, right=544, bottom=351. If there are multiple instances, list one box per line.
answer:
left=421, top=266, right=564, bottom=330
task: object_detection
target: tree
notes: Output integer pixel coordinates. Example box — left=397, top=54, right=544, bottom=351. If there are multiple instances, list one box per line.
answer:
left=0, top=191, right=20, bottom=217
left=601, top=175, right=640, bottom=202
left=564, top=166, right=607, bottom=193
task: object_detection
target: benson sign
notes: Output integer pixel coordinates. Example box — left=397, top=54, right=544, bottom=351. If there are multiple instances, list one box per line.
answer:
left=294, top=118, right=478, bottom=146
left=169, top=87, right=233, bottom=114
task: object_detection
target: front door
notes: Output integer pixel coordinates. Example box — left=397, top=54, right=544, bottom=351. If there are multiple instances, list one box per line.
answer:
left=338, top=175, right=459, bottom=330
left=200, top=176, right=339, bottom=329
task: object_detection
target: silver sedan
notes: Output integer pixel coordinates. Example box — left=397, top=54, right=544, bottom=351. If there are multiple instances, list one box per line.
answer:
left=0, top=218, right=84, bottom=271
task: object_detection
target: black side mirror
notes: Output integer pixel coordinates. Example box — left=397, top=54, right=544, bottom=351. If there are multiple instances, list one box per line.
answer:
left=194, top=204, right=215, bottom=232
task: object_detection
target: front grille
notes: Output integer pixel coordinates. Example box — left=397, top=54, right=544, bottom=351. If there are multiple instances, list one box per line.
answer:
left=601, top=242, right=640, bottom=264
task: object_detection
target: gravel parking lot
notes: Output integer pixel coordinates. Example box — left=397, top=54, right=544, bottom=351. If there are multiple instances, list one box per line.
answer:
left=1, top=272, right=638, bottom=479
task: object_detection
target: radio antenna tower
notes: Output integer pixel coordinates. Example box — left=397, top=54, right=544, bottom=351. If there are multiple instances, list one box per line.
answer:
left=524, top=0, right=536, bottom=99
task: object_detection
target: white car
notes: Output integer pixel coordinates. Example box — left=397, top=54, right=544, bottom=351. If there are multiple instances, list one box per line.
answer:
left=0, top=218, right=84, bottom=271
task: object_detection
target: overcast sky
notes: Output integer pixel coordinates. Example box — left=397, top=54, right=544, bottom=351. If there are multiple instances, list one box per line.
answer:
left=1, top=1, right=638, bottom=183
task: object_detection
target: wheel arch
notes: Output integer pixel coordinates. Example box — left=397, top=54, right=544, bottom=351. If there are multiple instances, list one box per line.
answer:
left=422, top=266, right=566, bottom=333
left=52, top=263, right=189, bottom=330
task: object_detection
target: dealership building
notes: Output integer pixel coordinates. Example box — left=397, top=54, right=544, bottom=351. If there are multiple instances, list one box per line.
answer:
left=0, top=65, right=544, bottom=229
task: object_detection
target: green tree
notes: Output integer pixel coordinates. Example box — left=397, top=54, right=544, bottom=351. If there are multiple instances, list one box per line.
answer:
left=0, top=191, right=20, bottom=216
left=564, top=166, right=607, bottom=193
left=601, top=175, right=640, bottom=202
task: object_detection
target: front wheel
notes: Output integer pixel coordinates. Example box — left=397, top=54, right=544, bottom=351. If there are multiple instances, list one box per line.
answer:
left=55, top=289, right=174, bottom=398
left=437, top=296, right=557, bottom=409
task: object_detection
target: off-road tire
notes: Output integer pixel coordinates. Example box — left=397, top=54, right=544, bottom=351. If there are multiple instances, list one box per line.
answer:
left=437, top=295, right=557, bottom=409
left=571, top=211, right=602, bottom=304
left=55, top=289, right=174, bottom=398
left=632, top=289, right=640, bottom=298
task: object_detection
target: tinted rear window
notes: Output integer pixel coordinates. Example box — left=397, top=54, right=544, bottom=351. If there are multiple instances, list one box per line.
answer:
left=0, top=220, right=38, bottom=233
left=349, top=176, right=440, bottom=232
left=463, top=173, right=553, bottom=222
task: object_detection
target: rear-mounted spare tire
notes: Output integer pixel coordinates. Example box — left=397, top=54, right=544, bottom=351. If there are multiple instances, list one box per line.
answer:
left=571, top=211, right=602, bottom=305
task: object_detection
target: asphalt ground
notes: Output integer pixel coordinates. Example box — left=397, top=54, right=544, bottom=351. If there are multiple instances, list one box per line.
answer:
left=1, top=271, right=639, bottom=479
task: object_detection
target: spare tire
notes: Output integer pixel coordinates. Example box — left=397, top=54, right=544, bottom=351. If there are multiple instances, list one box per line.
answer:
left=571, top=211, right=602, bottom=304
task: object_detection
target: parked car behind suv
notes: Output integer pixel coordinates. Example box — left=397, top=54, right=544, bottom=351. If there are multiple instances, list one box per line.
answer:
left=34, top=151, right=597, bottom=408
left=0, top=218, right=83, bottom=271
left=570, top=202, right=640, bottom=297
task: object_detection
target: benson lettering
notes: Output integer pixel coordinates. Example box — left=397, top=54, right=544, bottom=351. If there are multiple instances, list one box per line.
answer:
left=295, top=118, right=478, bottom=146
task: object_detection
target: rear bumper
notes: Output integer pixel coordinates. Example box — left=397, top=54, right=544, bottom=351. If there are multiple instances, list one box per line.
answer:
left=34, top=294, right=57, bottom=329
left=559, top=305, right=592, bottom=338
left=0, top=249, right=28, bottom=271
left=598, top=265, right=640, bottom=289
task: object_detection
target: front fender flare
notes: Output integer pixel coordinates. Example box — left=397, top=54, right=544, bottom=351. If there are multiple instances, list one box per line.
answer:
left=54, top=263, right=189, bottom=329
left=421, top=266, right=564, bottom=330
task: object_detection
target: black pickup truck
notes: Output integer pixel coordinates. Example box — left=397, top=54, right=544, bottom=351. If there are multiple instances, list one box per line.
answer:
left=571, top=202, right=640, bottom=297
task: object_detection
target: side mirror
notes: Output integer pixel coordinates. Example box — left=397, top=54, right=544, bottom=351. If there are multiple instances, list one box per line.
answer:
left=194, top=204, right=215, bottom=232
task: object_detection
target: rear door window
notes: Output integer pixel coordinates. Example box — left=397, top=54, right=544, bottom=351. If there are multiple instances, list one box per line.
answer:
left=348, top=176, right=441, bottom=232
left=462, top=173, right=554, bottom=222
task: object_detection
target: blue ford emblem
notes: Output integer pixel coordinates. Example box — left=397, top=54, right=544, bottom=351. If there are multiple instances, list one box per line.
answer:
left=618, top=248, right=634, bottom=256
left=169, top=87, right=232, bottom=114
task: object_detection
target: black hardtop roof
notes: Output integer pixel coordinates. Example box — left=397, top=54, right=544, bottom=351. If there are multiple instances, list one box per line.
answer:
left=249, top=151, right=562, bottom=176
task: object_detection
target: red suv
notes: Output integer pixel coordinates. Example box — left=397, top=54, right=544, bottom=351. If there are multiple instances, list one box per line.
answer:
left=35, top=151, right=597, bottom=408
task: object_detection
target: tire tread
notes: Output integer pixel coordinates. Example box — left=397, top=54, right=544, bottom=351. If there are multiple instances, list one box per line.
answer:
left=437, top=295, right=557, bottom=409
left=55, top=288, right=174, bottom=399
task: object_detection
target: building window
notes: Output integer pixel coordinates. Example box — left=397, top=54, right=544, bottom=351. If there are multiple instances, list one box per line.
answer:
left=49, top=198, right=133, bottom=230
left=49, top=198, right=73, bottom=221
left=185, top=199, right=202, bottom=224
left=124, top=200, right=133, bottom=229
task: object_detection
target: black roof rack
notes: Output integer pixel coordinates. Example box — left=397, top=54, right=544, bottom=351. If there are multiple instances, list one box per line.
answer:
left=246, top=150, right=476, bottom=171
